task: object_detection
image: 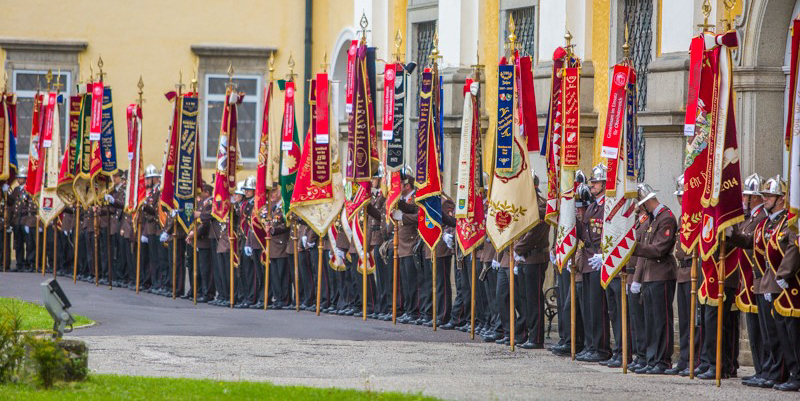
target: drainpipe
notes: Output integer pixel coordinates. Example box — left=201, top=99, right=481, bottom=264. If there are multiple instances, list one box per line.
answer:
left=303, top=0, right=313, bottom=134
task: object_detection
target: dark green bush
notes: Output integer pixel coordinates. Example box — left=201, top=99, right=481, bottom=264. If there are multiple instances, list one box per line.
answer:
left=27, top=336, right=68, bottom=389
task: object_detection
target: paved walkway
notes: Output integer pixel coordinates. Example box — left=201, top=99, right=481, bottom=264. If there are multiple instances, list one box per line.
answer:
left=2, top=272, right=795, bottom=400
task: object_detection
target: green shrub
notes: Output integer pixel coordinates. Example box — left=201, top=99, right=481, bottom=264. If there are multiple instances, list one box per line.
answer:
left=27, top=336, right=68, bottom=389
left=59, top=339, right=89, bottom=381
left=0, top=305, right=27, bottom=383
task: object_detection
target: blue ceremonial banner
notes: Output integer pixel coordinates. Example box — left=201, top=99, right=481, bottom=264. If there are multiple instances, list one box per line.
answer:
left=415, top=71, right=433, bottom=187
left=496, top=64, right=514, bottom=172
left=438, top=75, right=443, bottom=173
left=100, top=87, right=118, bottom=175
left=175, top=96, right=199, bottom=231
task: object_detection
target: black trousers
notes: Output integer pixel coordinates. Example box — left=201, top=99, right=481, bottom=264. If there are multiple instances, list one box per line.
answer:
left=675, top=280, right=700, bottom=369
left=238, top=247, right=254, bottom=304
left=582, top=270, right=611, bottom=358
left=56, top=230, right=73, bottom=276
left=120, top=236, right=135, bottom=283
left=519, top=263, right=547, bottom=345
left=556, top=268, right=570, bottom=346
left=14, top=225, right=32, bottom=270
left=333, top=260, right=349, bottom=311
left=628, top=289, right=647, bottom=361
left=605, top=277, right=624, bottom=357
left=0, top=226, right=11, bottom=271
left=146, top=235, right=162, bottom=288
left=773, top=295, right=800, bottom=381
left=421, top=256, right=452, bottom=322
left=23, top=226, right=36, bottom=269
left=214, top=250, right=231, bottom=302
left=496, top=267, right=526, bottom=338
left=298, top=250, right=315, bottom=307
left=308, top=247, right=330, bottom=309
left=269, top=257, right=291, bottom=306
left=383, top=246, right=404, bottom=316
left=643, top=280, right=675, bottom=369
left=450, top=257, right=471, bottom=326
left=484, top=264, right=502, bottom=335
left=347, top=255, right=376, bottom=313
left=701, top=286, right=738, bottom=374
left=251, top=249, right=264, bottom=304
left=166, top=239, right=186, bottom=296
left=757, top=294, right=786, bottom=381
left=197, top=248, right=215, bottom=300
left=399, top=256, right=419, bottom=318
left=463, top=256, right=485, bottom=328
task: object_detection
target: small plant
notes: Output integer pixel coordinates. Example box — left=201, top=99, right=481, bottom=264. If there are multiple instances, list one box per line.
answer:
left=27, top=336, right=68, bottom=389
left=0, top=305, right=27, bottom=383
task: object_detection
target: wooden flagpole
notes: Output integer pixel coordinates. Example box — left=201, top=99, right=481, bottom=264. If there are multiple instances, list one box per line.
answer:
left=2, top=192, right=7, bottom=273
left=135, top=216, right=141, bottom=293
left=509, top=243, right=515, bottom=351
left=41, top=222, right=47, bottom=276
left=392, top=222, right=399, bottom=324
left=73, top=207, right=80, bottom=283
left=570, top=256, right=576, bottom=360
left=93, top=210, right=99, bottom=286
left=432, top=248, right=437, bottom=331
left=35, top=219, right=40, bottom=275
left=53, top=223, right=57, bottom=278
left=193, top=220, right=197, bottom=305
left=362, top=211, right=368, bottom=321
left=715, top=238, right=726, bottom=387
left=316, top=240, right=322, bottom=315
left=620, top=271, right=628, bottom=374
left=689, top=251, right=698, bottom=379
left=172, top=219, right=177, bottom=299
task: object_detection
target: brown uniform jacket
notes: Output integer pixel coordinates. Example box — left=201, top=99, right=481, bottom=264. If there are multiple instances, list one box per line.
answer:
left=632, top=204, right=678, bottom=283
left=758, top=211, right=791, bottom=294
left=141, top=187, right=162, bottom=236
left=576, top=196, right=604, bottom=274
left=108, top=184, right=126, bottom=233
left=9, top=185, right=36, bottom=227
left=269, top=206, right=290, bottom=258
left=195, top=197, right=213, bottom=249
left=727, top=204, right=768, bottom=291
left=514, top=198, right=550, bottom=265
left=396, top=197, right=419, bottom=258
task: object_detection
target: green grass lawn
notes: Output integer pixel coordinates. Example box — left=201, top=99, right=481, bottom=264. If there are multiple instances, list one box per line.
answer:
left=0, top=374, right=438, bottom=400
left=0, top=297, right=93, bottom=331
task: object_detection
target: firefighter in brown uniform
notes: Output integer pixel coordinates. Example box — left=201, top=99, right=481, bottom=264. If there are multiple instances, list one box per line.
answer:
left=576, top=164, right=611, bottom=362
left=56, top=204, right=74, bottom=277
left=630, top=183, right=677, bottom=375
left=140, top=165, right=164, bottom=294
left=0, top=182, right=10, bottom=271
left=103, top=170, right=127, bottom=287
left=268, top=191, right=291, bottom=309
left=119, top=206, right=136, bottom=289
left=368, top=176, right=391, bottom=320
left=160, top=201, right=188, bottom=299
left=728, top=173, right=775, bottom=386
left=238, top=176, right=257, bottom=308
left=756, top=175, right=800, bottom=391
left=394, top=175, right=421, bottom=324
left=626, top=206, right=649, bottom=369
left=670, top=174, right=705, bottom=376
left=189, top=183, right=215, bottom=302
left=9, top=168, right=34, bottom=272
left=333, top=214, right=352, bottom=314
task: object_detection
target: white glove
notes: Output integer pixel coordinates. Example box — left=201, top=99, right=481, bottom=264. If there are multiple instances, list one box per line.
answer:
left=514, top=252, right=525, bottom=263
left=443, top=233, right=454, bottom=249
left=301, top=235, right=308, bottom=249
left=566, top=259, right=572, bottom=273
left=335, top=249, right=345, bottom=261
left=491, top=260, right=500, bottom=269
left=549, top=251, right=556, bottom=265
left=724, top=226, right=732, bottom=237
left=141, top=235, right=149, bottom=244
left=2, top=184, right=8, bottom=193
left=307, top=241, right=316, bottom=248
left=589, top=253, right=603, bottom=271
left=38, top=226, right=43, bottom=233
left=63, top=230, right=68, bottom=236
left=171, top=209, right=178, bottom=217
left=392, top=210, right=403, bottom=221
left=630, top=281, right=642, bottom=294
left=6, top=226, right=12, bottom=233
left=104, top=194, right=115, bottom=204
left=513, top=265, right=518, bottom=275
left=765, top=293, right=772, bottom=302
left=159, top=232, right=169, bottom=242
left=24, top=226, right=29, bottom=234
left=777, top=278, right=789, bottom=290
left=244, top=246, right=253, bottom=257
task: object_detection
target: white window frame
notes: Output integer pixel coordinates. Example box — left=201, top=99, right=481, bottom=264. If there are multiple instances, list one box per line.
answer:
left=202, top=73, right=262, bottom=163
left=12, top=69, right=72, bottom=159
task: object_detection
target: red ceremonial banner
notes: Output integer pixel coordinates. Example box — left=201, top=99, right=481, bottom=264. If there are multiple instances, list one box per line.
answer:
left=561, top=67, right=580, bottom=169
left=544, top=52, right=566, bottom=225
left=89, top=82, right=103, bottom=141
left=281, top=81, right=295, bottom=150
left=252, top=81, right=273, bottom=252
left=601, top=65, right=632, bottom=160
left=684, top=36, right=705, bottom=137
left=25, top=93, right=44, bottom=197
left=345, top=40, right=358, bottom=114
left=159, top=92, right=181, bottom=211
left=515, top=54, right=539, bottom=152
left=316, top=73, right=330, bottom=145
left=312, top=76, right=331, bottom=186
left=382, top=63, right=396, bottom=140
left=42, top=92, right=56, bottom=148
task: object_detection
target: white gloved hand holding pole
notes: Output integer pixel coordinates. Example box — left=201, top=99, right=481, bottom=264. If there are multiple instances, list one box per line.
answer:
left=104, top=194, right=115, bottom=204
left=141, top=235, right=149, bottom=244
left=392, top=210, right=403, bottom=221
left=765, top=293, right=772, bottom=302
left=589, top=253, right=603, bottom=271
left=776, top=278, right=789, bottom=290
left=159, top=232, right=169, bottom=243
left=630, top=281, right=642, bottom=294
left=244, top=246, right=253, bottom=257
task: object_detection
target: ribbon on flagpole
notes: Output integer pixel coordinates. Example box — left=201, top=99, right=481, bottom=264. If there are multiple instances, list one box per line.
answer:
left=312, top=76, right=331, bottom=186
left=37, top=91, right=66, bottom=225
left=382, top=63, right=396, bottom=140
left=278, top=80, right=300, bottom=215
left=174, top=94, right=200, bottom=231
left=387, top=64, right=406, bottom=171
left=561, top=67, right=580, bottom=169
left=124, top=103, right=145, bottom=213
left=543, top=48, right=567, bottom=226
left=72, top=87, right=97, bottom=207
left=346, top=43, right=379, bottom=183
left=345, top=40, right=358, bottom=114
left=786, top=17, right=800, bottom=231
left=455, top=78, right=485, bottom=255
left=98, top=86, right=118, bottom=179
left=212, top=89, right=244, bottom=221
left=160, top=91, right=181, bottom=212
left=252, top=80, right=274, bottom=252
left=25, top=93, right=43, bottom=197
left=515, top=54, right=539, bottom=152
left=0, top=93, right=18, bottom=183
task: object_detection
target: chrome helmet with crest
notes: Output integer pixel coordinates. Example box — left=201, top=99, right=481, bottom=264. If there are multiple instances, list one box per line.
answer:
left=589, top=163, right=607, bottom=182
left=761, top=175, right=786, bottom=197
left=674, top=174, right=684, bottom=196
left=742, top=173, right=763, bottom=196
left=636, top=182, right=659, bottom=207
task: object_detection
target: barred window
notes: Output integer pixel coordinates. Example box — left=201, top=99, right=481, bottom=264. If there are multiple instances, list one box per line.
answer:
left=12, top=70, right=71, bottom=157
left=415, top=20, right=437, bottom=114
left=203, top=75, right=262, bottom=163
left=624, top=0, right=654, bottom=182
left=507, top=6, right=536, bottom=59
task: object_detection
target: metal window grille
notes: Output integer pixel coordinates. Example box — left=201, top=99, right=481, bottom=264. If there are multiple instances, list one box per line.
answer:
left=415, top=20, right=436, bottom=114
left=507, top=7, right=536, bottom=59
left=203, top=75, right=262, bottom=162
left=624, top=0, right=653, bottom=182
left=12, top=70, right=71, bottom=157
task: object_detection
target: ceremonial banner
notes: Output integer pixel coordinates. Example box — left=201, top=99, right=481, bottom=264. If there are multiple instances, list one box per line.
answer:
left=212, top=90, right=244, bottom=222
left=487, top=60, right=540, bottom=252
left=252, top=80, right=274, bottom=252
left=787, top=17, right=800, bottom=231
left=312, top=78, right=331, bottom=186
left=542, top=48, right=567, bottom=225
left=98, top=86, right=118, bottom=178
left=554, top=173, right=576, bottom=271
left=37, top=92, right=66, bottom=225
left=73, top=88, right=99, bottom=207
left=561, top=67, right=580, bottom=168
left=515, top=54, right=539, bottom=152
left=382, top=63, right=396, bottom=140
left=278, top=81, right=300, bottom=215
left=327, top=225, right=346, bottom=271
left=25, top=93, right=43, bottom=196
left=386, top=64, right=406, bottom=171
left=346, top=43, right=379, bottom=183
left=455, top=79, right=485, bottom=255
left=160, top=92, right=181, bottom=212
left=174, top=94, right=201, bottom=231
left=124, top=103, right=145, bottom=213
left=281, top=81, right=296, bottom=151
left=385, top=170, right=402, bottom=221
left=56, top=96, right=81, bottom=204
left=698, top=248, right=738, bottom=305
left=0, top=93, right=18, bottom=183
left=600, top=69, right=639, bottom=287
left=415, top=71, right=443, bottom=249
left=735, top=245, right=758, bottom=313
left=89, top=82, right=103, bottom=141
left=345, top=39, right=358, bottom=114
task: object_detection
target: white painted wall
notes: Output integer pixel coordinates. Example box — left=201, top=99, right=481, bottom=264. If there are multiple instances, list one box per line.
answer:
left=538, top=0, right=591, bottom=61
left=660, top=0, right=695, bottom=54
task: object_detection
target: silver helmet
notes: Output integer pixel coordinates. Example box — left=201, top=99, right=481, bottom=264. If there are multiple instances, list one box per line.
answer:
left=636, top=182, right=659, bottom=207
left=482, top=171, right=490, bottom=191
left=375, top=164, right=385, bottom=178
left=673, top=174, right=684, bottom=196
left=16, top=167, right=27, bottom=178
left=761, top=175, right=786, bottom=196
left=742, top=173, right=763, bottom=196
left=234, top=180, right=245, bottom=196
left=574, top=184, right=592, bottom=208
left=574, top=170, right=586, bottom=185
left=144, top=164, right=160, bottom=178
left=243, top=175, right=256, bottom=190
left=589, top=163, right=607, bottom=182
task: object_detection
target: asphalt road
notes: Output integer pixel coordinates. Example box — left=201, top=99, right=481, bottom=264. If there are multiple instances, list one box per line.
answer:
left=3, top=271, right=796, bottom=400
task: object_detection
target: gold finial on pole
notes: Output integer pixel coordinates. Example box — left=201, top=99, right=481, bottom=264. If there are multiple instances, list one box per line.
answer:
left=2, top=71, right=7, bottom=92
left=190, top=70, right=198, bottom=93
left=287, top=53, right=297, bottom=82
left=89, top=64, right=94, bottom=83
left=268, top=52, right=275, bottom=82
left=358, top=11, right=370, bottom=44
left=701, top=0, right=713, bottom=32
left=321, top=51, right=329, bottom=73
left=470, top=43, right=485, bottom=81
left=622, top=22, right=631, bottom=62
left=429, top=27, right=442, bottom=66
left=97, top=56, right=106, bottom=82
left=227, top=62, right=234, bottom=90
left=137, top=75, right=144, bottom=106
left=53, top=69, right=63, bottom=93
left=176, top=70, right=185, bottom=96
left=393, top=29, right=404, bottom=63
left=507, top=14, right=517, bottom=58
left=46, top=69, right=53, bottom=91
left=721, top=0, right=736, bottom=31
